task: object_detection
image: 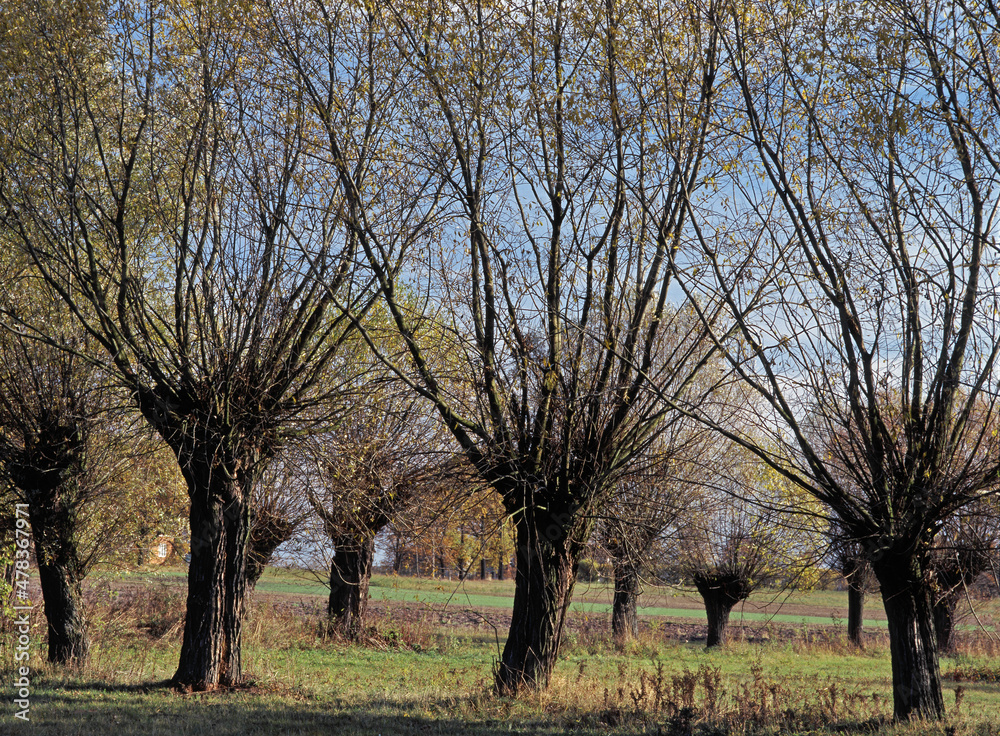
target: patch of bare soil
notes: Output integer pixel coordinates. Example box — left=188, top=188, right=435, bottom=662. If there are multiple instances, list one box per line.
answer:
left=261, top=596, right=881, bottom=649
left=79, top=574, right=996, bottom=652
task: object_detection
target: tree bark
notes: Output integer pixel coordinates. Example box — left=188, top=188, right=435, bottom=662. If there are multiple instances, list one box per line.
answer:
left=169, top=447, right=253, bottom=691
left=611, top=560, right=640, bottom=648
left=220, top=497, right=250, bottom=682
left=929, top=545, right=992, bottom=656
left=701, top=590, right=735, bottom=647
left=328, top=535, right=375, bottom=637
left=872, top=554, right=944, bottom=721
left=693, top=573, right=751, bottom=648
left=494, top=503, right=586, bottom=696
left=14, top=430, right=90, bottom=666
left=34, top=543, right=88, bottom=665
left=933, top=592, right=960, bottom=655
left=847, top=582, right=865, bottom=647
left=842, top=556, right=870, bottom=647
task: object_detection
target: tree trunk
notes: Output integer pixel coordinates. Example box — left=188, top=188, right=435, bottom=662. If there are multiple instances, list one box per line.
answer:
left=34, top=547, right=88, bottom=665
left=220, top=497, right=250, bottom=682
left=392, top=538, right=403, bottom=573
left=12, top=428, right=90, bottom=666
left=497, top=558, right=506, bottom=581
left=328, top=535, right=375, bottom=637
left=929, top=545, right=992, bottom=657
left=494, top=504, right=586, bottom=696
left=847, top=582, right=865, bottom=647
left=172, top=461, right=251, bottom=691
left=933, top=592, right=960, bottom=655
left=842, top=555, right=870, bottom=647
left=872, top=555, right=944, bottom=721
left=611, top=560, right=640, bottom=648
left=693, top=573, right=750, bottom=648
left=701, top=589, right=736, bottom=647
left=245, top=507, right=295, bottom=590
left=481, top=558, right=488, bottom=581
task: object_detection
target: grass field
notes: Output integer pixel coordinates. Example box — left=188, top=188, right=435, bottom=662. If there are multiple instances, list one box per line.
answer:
left=3, top=568, right=999, bottom=735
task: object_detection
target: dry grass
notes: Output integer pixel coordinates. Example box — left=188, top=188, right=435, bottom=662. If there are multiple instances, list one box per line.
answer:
left=3, top=576, right=1000, bottom=735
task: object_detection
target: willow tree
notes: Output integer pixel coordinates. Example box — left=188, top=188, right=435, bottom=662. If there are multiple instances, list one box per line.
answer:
left=670, top=448, right=821, bottom=648
left=269, top=0, right=724, bottom=693
left=0, top=258, right=187, bottom=664
left=0, top=1, right=369, bottom=689
left=599, top=411, right=713, bottom=648
left=304, top=389, right=445, bottom=637
left=929, top=502, right=999, bottom=654
left=678, top=497, right=776, bottom=648
left=0, top=292, right=97, bottom=666
left=830, top=530, right=872, bottom=648
left=678, top=0, right=1000, bottom=720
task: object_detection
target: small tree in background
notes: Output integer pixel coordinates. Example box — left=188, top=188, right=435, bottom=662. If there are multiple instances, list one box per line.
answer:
left=831, top=533, right=873, bottom=648
left=930, top=504, right=999, bottom=654
left=304, top=389, right=454, bottom=637
left=245, top=458, right=314, bottom=591
left=599, top=418, right=713, bottom=648
left=676, top=498, right=775, bottom=648
left=672, top=453, right=823, bottom=648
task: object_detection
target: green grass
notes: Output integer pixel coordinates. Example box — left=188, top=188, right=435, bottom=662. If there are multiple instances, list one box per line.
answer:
left=368, top=584, right=892, bottom=627
left=4, top=570, right=1000, bottom=735
left=94, top=566, right=1000, bottom=625
left=6, top=631, right=1000, bottom=735
left=86, top=567, right=1000, bottom=638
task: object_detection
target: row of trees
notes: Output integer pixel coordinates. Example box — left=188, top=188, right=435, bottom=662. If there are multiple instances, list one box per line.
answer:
left=2, top=0, right=998, bottom=722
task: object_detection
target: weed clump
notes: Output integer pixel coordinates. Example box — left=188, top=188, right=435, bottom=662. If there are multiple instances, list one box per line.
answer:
left=595, top=660, right=886, bottom=734
left=946, top=664, right=1000, bottom=683
left=88, top=581, right=185, bottom=644
left=316, top=610, right=435, bottom=652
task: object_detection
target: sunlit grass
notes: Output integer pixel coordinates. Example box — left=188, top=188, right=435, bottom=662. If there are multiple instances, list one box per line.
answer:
left=3, top=571, right=1000, bottom=735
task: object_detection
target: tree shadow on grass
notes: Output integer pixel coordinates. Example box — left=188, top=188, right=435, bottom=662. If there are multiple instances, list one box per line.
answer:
left=40, top=678, right=175, bottom=693
left=5, top=678, right=927, bottom=736
left=7, top=681, right=642, bottom=736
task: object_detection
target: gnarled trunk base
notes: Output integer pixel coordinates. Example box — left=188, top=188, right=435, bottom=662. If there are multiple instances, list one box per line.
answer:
left=328, top=535, right=375, bottom=637
left=872, top=556, right=944, bottom=721
left=694, top=572, right=750, bottom=648
left=611, top=561, right=639, bottom=648
left=494, top=504, right=587, bottom=696
left=36, top=559, right=88, bottom=665
left=14, top=428, right=90, bottom=667
left=172, top=479, right=250, bottom=691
